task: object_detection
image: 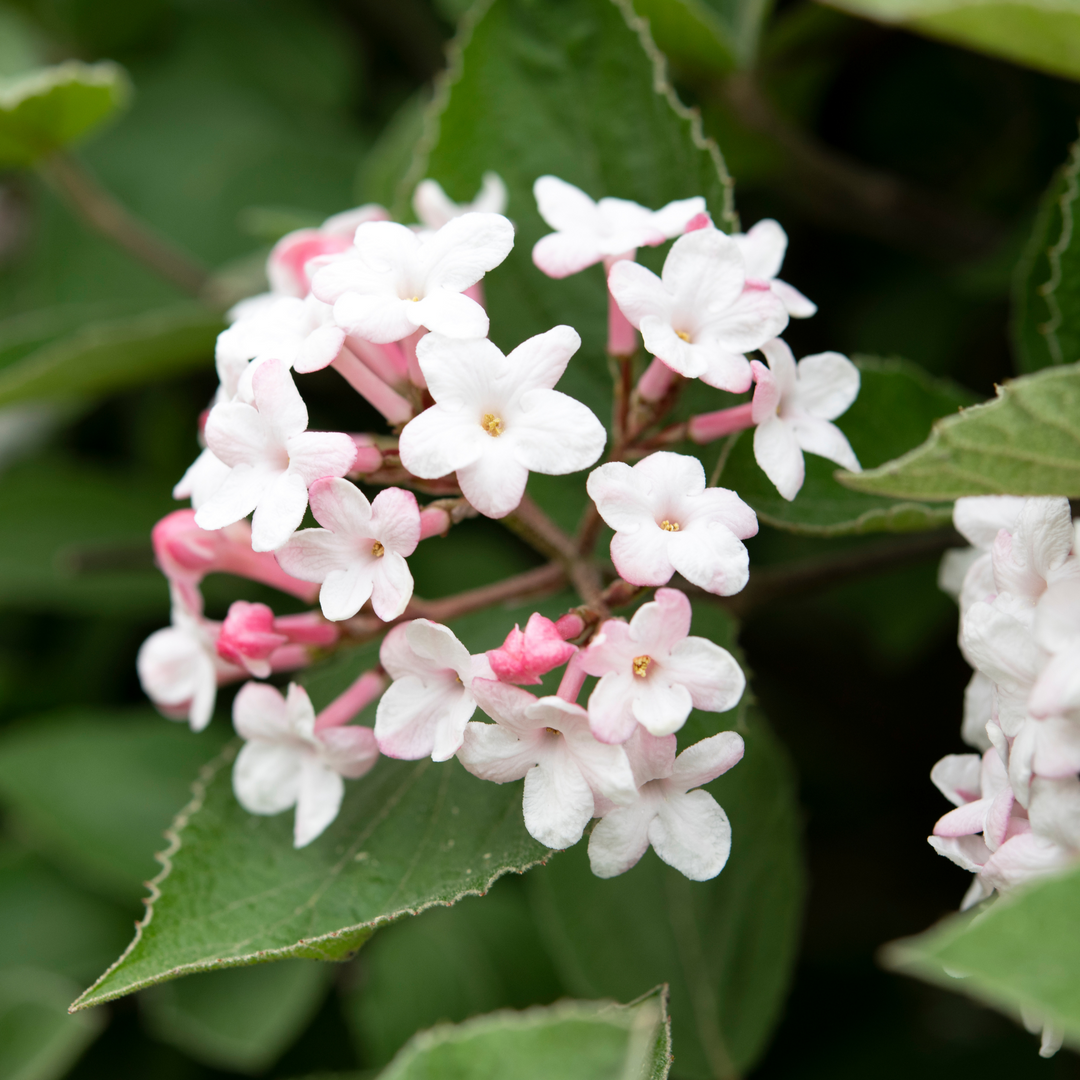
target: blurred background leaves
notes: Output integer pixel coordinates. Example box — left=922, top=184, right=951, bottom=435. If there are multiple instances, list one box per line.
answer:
left=0, top=0, right=1077, bottom=1076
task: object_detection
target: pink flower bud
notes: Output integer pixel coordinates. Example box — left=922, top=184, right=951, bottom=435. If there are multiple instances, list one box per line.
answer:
left=487, top=612, right=577, bottom=685
left=683, top=211, right=712, bottom=232
left=268, top=230, right=354, bottom=298
left=217, top=602, right=340, bottom=678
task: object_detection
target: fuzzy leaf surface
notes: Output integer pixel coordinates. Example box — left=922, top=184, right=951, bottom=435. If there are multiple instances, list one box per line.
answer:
left=818, top=0, right=1080, bottom=81
left=0, top=61, right=130, bottom=168
left=838, top=362, right=1080, bottom=500
left=1012, top=136, right=1080, bottom=373
left=377, top=988, right=672, bottom=1080
left=884, top=864, right=1080, bottom=1048
left=716, top=357, right=975, bottom=536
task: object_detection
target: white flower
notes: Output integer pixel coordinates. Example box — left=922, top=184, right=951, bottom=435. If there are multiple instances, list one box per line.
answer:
left=1030, top=576, right=1080, bottom=720
left=174, top=446, right=232, bottom=510
left=607, top=227, right=788, bottom=392
left=459, top=680, right=637, bottom=850
left=397, top=327, right=607, bottom=519
left=195, top=359, right=358, bottom=552
left=232, top=681, right=378, bottom=848
left=137, top=586, right=243, bottom=732
left=413, top=172, right=508, bottom=231
left=938, top=495, right=1028, bottom=609
left=374, top=620, right=495, bottom=761
left=310, top=212, right=514, bottom=343
left=732, top=219, right=816, bottom=318
left=750, top=338, right=861, bottom=501
left=586, top=451, right=757, bottom=595
left=579, top=588, right=745, bottom=743
left=589, top=729, right=744, bottom=880
left=531, top=175, right=704, bottom=278
left=276, top=479, right=420, bottom=622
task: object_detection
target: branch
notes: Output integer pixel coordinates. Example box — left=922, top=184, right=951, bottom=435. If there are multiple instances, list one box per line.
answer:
left=717, top=74, right=1005, bottom=262
left=39, top=153, right=209, bottom=298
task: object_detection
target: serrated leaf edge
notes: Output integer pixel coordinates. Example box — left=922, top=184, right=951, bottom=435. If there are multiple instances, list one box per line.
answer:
left=70, top=742, right=553, bottom=1011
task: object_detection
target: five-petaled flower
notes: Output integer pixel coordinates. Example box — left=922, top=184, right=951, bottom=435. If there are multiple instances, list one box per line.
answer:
left=750, top=338, right=861, bottom=501
left=413, top=173, right=508, bottom=231
left=232, top=681, right=379, bottom=848
left=398, top=326, right=607, bottom=519
left=195, top=359, right=358, bottom=552
left=587, top=451, right=758, bottom=596
left=607, top=227, right=789, bottom=392
left=460, top=680, right=638, bottom=849
left=732, top=219, right=816, bottom=318
left=579, top=588, right=745, bottom=743
left=311, top=212, right=514, bottom=343
left=277, top=479, right=421, bottom=622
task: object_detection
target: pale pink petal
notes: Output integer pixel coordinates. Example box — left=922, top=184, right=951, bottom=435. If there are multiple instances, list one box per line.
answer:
left=610, top=527, right=676, bottom=587
left=286, top=431, right=358, bottom=488
left=794, top=352, right=861, bottom=420
left=649, top=790, right=732, bottom=880
left=276, top=529, right=352, bottom=583
left=369, top=487, right=421, bottom=555
left=308, top=476, right=373, bottom=536
left=233, top=740, right=301, bottom=815
left=252, top=359, right=308, bottom=441
left=586, top=461, right=655, bottom=531
left=587, top=673, right=640, bottom=744
left=639, top=318, right=706, bottom=378
left=457, top=447, right=530, bottom=519
left=411, top=287, right=490, bottom=338
left=374, top=676, right=467, bottom=760
left=735, top=219, right=787, bottom=280
left=250, top=469, right=309, bottom=552
left=606, top=260, right=671, bottom=329
left=661, top=229, right=745, bottom=315
left=318, top=725, right=379, bottom=778
left=667, top=524, right=748, bottom=596
left=695, top=348, right=754, bottom=394
left=512, top=390, right=607, bottom=475
left=203, top=402, right=274, bottom=468
left=534, top=175, right=599, bottom=232
left=792, top=416, right=860, bottom=472
left=398, top=406, right=488, bottom=479
left=630, top=677, right=693, bottom=736
left=930, top=753, right=983, bottom=806
left=753, top=416, right=804, bottom=501
left=758, top=338, right=798, bottom=396
left=293, top=758, right=345, bottom=847
left=953, top=496, right=1028, bottom=548
left=698, top=287, right=789, bottom=353
left=471, top=679, right=543, bottom=739
left=630, top=587, right=692, bottom=653
left=417, top=212, right=514, bottom=292
left=522, top=745, right=596, bottom=849
left=933, top=799, right=991, bottom=837
left=370, top=552, right=414, bottom=621
left=664, top=638, right=745, bottom=714
left=506, top=325, right=582, bottom=396
left=320, top=563, right=375, bottom=621
left=194, top=465, right=270, bottom=532
left=415, top=333, right=503, bottom=407
left=294, top=324, right=346, bottom=374
left=650, top=196, right=707, bottom=238
left=333, top=293, right=417, bottom=344
left=771, top=279, right=817, bottom=318
left=457, top=721, right=543, bottom=783
left=532, top=231, right=603, bottom=278
left=670, top=731, right=744, bottom=791
left=406, top=619, right=473, bottom=680
left=588, top=801, right=655, bottom=878
left=379, top=622, right=428, bottom=680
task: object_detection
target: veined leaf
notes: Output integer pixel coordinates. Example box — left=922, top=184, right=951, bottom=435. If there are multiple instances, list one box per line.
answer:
left=631, top=0, right=739, bottom=74
left=1012, top=135, right=1080, bottom=374
left=377, top=988, right=672, bottom=1080
left=817, top=0, right=1080, bottom=82
left=837, top=362, right=1080, bottom=500
left=0, top=61, right=130, bottom=169
left=0, top=304, right=223, bottom=408
left=715, top=356, right=975, bottom=536
left=884, top=864, right=1080, bottom=1049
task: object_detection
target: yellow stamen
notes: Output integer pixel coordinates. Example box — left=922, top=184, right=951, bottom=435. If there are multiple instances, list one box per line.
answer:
left=676, top=330, right=691, bottom=342
left=410, top=296, right=420, bottom=302
left=633, top=655, right=652, bottom=678
left=371, top=541, right=385, bottom=557
left=659, top=519, right=680, bottom=532
left=482, top=413, right=503, bottom=437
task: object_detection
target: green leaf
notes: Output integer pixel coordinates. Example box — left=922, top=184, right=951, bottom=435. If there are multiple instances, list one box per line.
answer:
left=715, top=357, right=976, bottom=536
left=817, top=0, right=1080, bottom=82
left=0, top=968, right=104, bottom=1080
left=527, top=602, right=803, bottom=1079
left=0, top=710, right=229, bottom=902
left=0, top=60, right=131, bottom=168
left=409, top=0, right=736, bottom=423
left=630, top=0, right=738, bottom=75
left=883, top=864, right=1080, bottom=1048
left=0, top=304, right=223, bottom=408
left=141, top=961, right=333, bottom=1074
left=343, top=877, right=563, bottom=1067
left=0, top=845, right=132, bottom=984
left=837, top=362, right=1080, bottom=500
left=376, top=988, right=672, bottom=1080
left=1012, top=135, right=1080, bottom=374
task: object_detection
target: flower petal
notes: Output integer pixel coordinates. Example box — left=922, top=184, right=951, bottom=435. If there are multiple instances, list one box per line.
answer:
left=293, top=758, right=344, bottom=847
left=753, top=416, right=804, bottom=501
left=233, top=740, right=301, bottom=815
left=648, top=789, right=732, bottom=880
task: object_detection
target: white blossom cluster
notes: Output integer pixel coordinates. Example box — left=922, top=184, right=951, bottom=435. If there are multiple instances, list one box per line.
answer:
left=933, top=496, right=1080, bottom=1056
left=136, top=173, right=858, bottom=879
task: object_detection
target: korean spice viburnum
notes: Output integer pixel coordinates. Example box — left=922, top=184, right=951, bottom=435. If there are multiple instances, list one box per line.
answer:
left=587, top=451, right=758, bottom=596
left=589, top=729, right=745, bottom=880
left=397, top=326, right=606, bottom=519
left=732, top=219, right=817, bottom=318
left=232, top=681, right=378, bottom=848
left=311, top=212, right=514, bottom=342
left=579, top=588, right=745, bottom=743
left=460, top=680, right=637, bottom=850
left=277, top=479, right=421, bottom=622
left=375, top=620, right=494, bottom=761
left=607, top=226, right=789, bottom=392
left=195, top=359, right=357, bottom=552
left=413, top=172, right=508, bottom=231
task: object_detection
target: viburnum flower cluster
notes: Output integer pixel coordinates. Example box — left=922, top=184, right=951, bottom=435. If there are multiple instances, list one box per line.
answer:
left=136, top=173, right=849, bottom=880
left=933, top=495, right=1080, bottom=1057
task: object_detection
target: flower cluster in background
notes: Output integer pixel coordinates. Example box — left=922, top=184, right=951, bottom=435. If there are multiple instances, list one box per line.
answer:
left=136, top=173, right=860, bottom=878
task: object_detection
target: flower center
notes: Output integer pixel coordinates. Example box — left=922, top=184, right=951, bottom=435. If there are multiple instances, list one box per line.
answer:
left=410, top=296, right=420, bottom=302
left=482, top=413, right=503, bottom=437
left=371, top=541, right=385, bottom=557
left=676, top=330, right=691, bottom=342
left=632, top=654, right=652, bottom=678
left=659, top=519, right=680, bottom=532
left=545, top=727, right=559, bottom=736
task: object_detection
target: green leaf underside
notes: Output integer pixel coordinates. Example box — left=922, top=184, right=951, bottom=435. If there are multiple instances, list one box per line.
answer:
left=883, top=863, right=1080, bottom=1047
left=0, top=304, right=223, bottom=408
left=410, top=0, right=735, bottom=427
left=0, top=968, right=104, bottom=1080
left=1012, top=135, right=1080, bottom=374
left=818, top=0, right=1080, bottom=82
left=141, top=961, right=333, bottom=1073
left=838, top=362, right=1080, bottom=500
left=377, top=989, right=672, bottom=1080
left=0, top=60, right=131, bottom=168
left=715, top=356, right=975, bottom=536
left=72, top=745, right=546, bottom=1009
